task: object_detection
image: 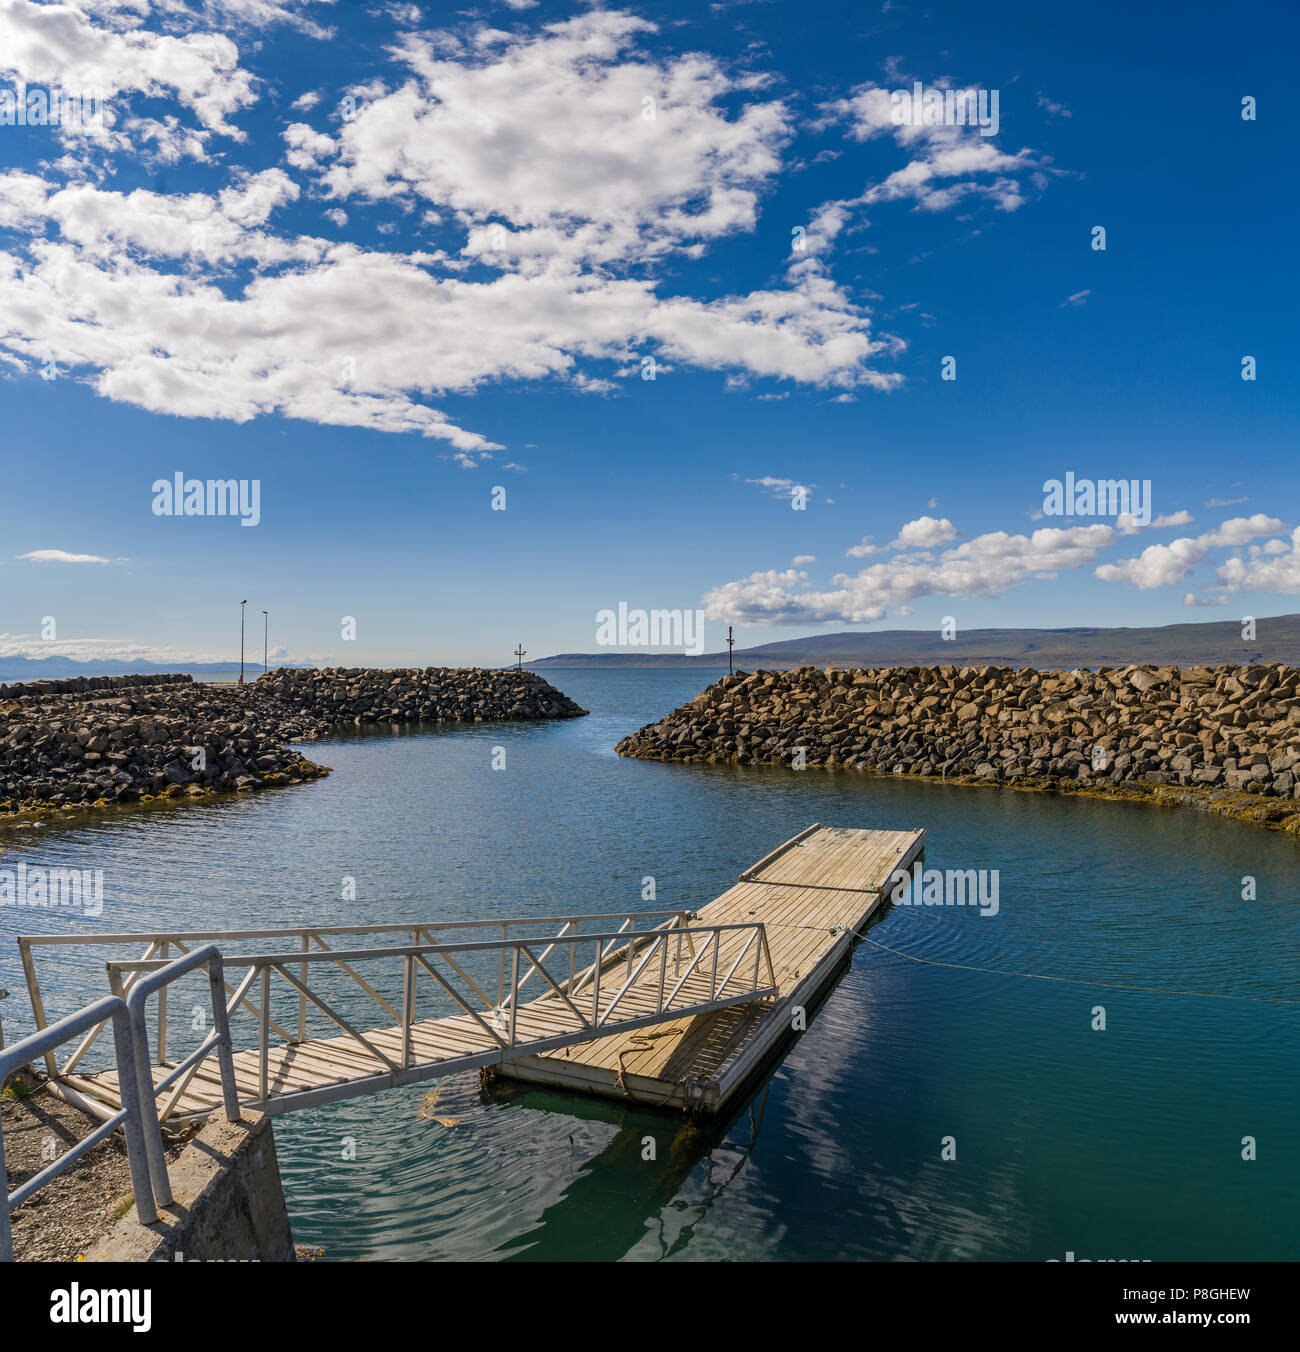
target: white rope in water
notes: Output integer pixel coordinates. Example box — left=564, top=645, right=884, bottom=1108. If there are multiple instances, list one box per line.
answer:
left=828, top=924, right=1300, bottom=1008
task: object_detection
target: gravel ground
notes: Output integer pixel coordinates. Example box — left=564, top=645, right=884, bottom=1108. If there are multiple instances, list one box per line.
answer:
left=1, top=1076, right=189, bottom=1262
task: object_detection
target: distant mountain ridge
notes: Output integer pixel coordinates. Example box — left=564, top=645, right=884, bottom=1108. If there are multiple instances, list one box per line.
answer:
left=527, top=614, right=1300, bottom=670
left=0, top=656, right=246, bottom=682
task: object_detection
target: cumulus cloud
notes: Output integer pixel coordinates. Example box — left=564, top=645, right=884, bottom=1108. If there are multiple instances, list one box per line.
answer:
left=1198, top=513, right=1284, bottom=548
left=704, top=524, right=1116, bottom=624
left=1094, top=538, right=1210, bottom=590
left=1095, top=515, right=1285, bottom=590
left=0, top=0, right=263, bottom=158
left=316, top=13, right=788, bottom=266
left=0, top=6, right=925, bottom=451
left=888, top=515, right=957, bottom=549
left=1214, top=527, right=1300, bottom=595
left=706, top=507, right=1296, bottom=624
left=806, top=77, right=1045, bottom=252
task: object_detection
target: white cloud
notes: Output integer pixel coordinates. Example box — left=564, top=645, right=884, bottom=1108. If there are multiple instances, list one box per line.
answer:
left=1198, top=513, right=1284, bottom=548
left=704, top=524, right=1116, bottom=625
left=1214, top=526, right=1300, bottom=595
left=0, top=0, right=260, bottom=155
left=318, top=13, right=788, bottom=267
left=1094, top=537, right=1209, bottom=590
left=810, top=80, right=1044, bottom=235
left=889, top=515, right=957, bottom=549
left=0, top=631, right=234, bottom=663
left=1095, top=515, right=1284, bottom=590
left=0, top=7, right=915, bottom=451
left=16, top=549, right=119, bottom=563
left=845, top=537, right=876, bottom=557
left=741, top=476, right=814, bottom=501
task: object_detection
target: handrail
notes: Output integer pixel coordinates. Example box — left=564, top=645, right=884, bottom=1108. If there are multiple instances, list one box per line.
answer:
left=124, top=945, right=242, bottom=1210
left=101, top=923, right=769, bottom=973
left=114, top=922, right=774, bottom=1114
left=0, top=996, right=157, bottom=1260
left=12, top=919, right=777, bottom=1125
left=16, top=909, right=696, bottom=1081
left=15, top=909, right=694, bottom=948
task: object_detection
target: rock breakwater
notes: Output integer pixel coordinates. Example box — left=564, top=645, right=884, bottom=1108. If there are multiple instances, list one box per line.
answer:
left=266, top=666, right=586, bottom=727
left=616, top=664, right=1300, bottom=828
left=0, top=667, right=585, bottom=818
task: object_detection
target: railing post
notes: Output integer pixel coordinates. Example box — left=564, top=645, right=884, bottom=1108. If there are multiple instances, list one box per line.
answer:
left=508, top=945, right=520, bottom=1047
left=298, top=934, right=308, bottom=1044
left=111, top=1005, right=158, bottom=1224
left=207, top=956, right=242, bottom=1123
left=17, top=940, right=56, bottom=1077
left=156, top=941, right=167, bottom=1065
left=259, top=967, right=270, bottom=1104
left=657, top=934, right=668, bottom=1012
left=401, top=952, right=414, bottom=1071
left=0, top=1112, right=12, bottom=1260
left=126, top=992, right=173, bottom=1210
left=497, top=926, right=506, bottom=1009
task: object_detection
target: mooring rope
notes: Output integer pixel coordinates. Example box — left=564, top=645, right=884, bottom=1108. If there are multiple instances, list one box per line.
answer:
left=827, top=923, right=1300, bottom=1007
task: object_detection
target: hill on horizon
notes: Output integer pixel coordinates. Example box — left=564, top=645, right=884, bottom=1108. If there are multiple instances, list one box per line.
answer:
left=527, top=614, right=1300, bottom=670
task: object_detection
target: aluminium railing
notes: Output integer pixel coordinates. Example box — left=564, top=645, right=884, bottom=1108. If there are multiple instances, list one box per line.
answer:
left=0, top=995, right=156, bottom=1260
left=101, top=920, right=778, bottom=1114
left=123, top=945, right=241, bottom=1209
left=15, top=910, right=699, bottom=1097
left=1, top=945, right=243, bottom=1260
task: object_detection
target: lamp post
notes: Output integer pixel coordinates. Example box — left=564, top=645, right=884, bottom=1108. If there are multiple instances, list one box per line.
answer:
left=262, top=610, right=268, bottom=676
left=239, top=600, right=247, bottom=685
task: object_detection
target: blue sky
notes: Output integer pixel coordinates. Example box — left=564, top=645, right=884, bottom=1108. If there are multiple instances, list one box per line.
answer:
left=0, top=0, right=1294, bottom=667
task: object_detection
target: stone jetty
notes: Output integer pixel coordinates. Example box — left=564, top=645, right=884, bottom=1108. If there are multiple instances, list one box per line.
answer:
left=616, top=664, right=1300, bottom=827
left=0, top=668, right=586, bottom=818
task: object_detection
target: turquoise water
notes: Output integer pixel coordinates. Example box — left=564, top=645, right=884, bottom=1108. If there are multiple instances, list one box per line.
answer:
left=2, top=668, right=1297, bottom=1261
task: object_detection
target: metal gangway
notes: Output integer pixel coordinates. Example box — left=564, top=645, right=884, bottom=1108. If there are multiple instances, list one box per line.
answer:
left=13, top=910, right=778, bottom=1124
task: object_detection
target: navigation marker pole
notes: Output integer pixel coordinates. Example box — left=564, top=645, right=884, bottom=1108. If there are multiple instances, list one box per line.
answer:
left=514, top=644, right=527, bottom=671
left=727, top=625, right=735, bottom=675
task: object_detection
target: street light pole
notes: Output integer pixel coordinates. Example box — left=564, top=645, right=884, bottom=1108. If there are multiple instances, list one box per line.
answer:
left=262, top=610, right=268, bottom=676
left=239, top=600, right=247, bottom=685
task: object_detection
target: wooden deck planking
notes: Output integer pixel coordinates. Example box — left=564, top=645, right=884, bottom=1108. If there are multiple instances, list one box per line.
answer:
left=498, top=824, right=923, bottom=1110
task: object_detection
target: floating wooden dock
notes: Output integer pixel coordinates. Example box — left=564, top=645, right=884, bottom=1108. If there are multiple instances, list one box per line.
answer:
left=19, top=823, right=922, bottom=1123
left=496, top=823, right=924, bottom=1113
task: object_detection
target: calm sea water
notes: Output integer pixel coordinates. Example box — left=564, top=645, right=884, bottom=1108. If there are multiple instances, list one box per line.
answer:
left=2, top=668, right=1297, bottom=1262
